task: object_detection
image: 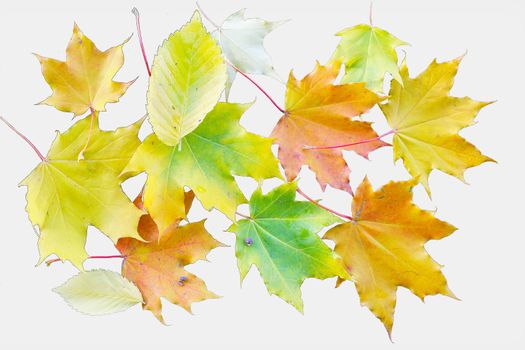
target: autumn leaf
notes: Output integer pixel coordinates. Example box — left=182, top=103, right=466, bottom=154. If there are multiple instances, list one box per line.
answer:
left=122, top=102, right=281, bottom=236
left=20, top=115, right=144, bottom=269
left=331, top=24, right=407, bottom=91
left=147, top=11, right=227, bottom=147
left=271, top=61, right=386, bottom=193
left=54, top=270, right=143, bottom=316
left=214, top=9, right=286, bottom=98
left=116, top=194, right=223, bottom=323
left=35, top=23, right=134, bottom=116
left=228, top=182, right=349, bottom=312
left=379, top=56, right=494, bottom=194
left=324, top=178, right=457, bottom=336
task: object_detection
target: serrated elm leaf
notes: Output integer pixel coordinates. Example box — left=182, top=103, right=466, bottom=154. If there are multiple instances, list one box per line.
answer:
left=147, top=11, right=227, bottom=146
left=54, top=270, right=143, bottom=316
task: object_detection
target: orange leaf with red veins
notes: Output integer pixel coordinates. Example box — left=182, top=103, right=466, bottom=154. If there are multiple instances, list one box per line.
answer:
left=324, top=178, right=457, bottom=337
left=271, top=61, right=386, bottom=193
left=116, top=193, right=223, bottom=323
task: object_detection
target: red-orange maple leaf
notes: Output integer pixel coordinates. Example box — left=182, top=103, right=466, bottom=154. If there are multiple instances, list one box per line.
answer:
left=116, top=192, right=223, bottom=323
left=271, top=61, right=386, bottom=193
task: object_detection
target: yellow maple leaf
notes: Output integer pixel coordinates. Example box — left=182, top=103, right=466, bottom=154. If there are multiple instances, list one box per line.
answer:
left=20, top=114, right=144, bottom=269
left=35, top=23, right=134, bottom=116
left=324, top=178, right=457, bottom=337
left=380, top=56, right=494, bottom=194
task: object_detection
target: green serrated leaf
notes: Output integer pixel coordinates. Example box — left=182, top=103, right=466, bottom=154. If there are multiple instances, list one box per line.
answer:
left=228, top=182, right=349, bottom=312
left=54, top=270, right=143, bottom=316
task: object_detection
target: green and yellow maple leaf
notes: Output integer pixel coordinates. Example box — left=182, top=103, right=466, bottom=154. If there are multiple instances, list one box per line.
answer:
left=271, top=61, right=385, bottom=193
left=147, top=11, right=227, bottom=146
left=116, top=194, right=222, bottom=323
left=379, top=56, right=494, bottom=194
left=35, top=23, right=134, bottom=116
left=331, top=24, right=407, bottom=91
left=228, top=182, right=349, bottom=312
left=324, top=178, right=457, bottom=336
left=20, top=115, right=144, bottom=269
left=122, top=102, right=281, bottom=236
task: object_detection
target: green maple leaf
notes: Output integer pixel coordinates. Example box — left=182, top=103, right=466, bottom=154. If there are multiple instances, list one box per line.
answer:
left=228, top=182, right=349, bottom=312
left=20, top=115, right=144, bottom=269
left=122, top=102, right=281, bottom=235
left=331, top=24, right=407, bottom=92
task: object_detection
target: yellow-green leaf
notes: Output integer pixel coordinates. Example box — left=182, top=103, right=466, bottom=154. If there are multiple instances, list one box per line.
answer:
left=332, top=24, right=407, bottom=91
left=379, top=56, right=494, bottom=194
left=122, top=102, right=281, bottom=235
left=228, top=182, right=349, bottom=312
left=147, top=11, right=227, bottom=146
left=36, top=24, right=134, bottom=116
left=20, top=115, right=144, bottom=269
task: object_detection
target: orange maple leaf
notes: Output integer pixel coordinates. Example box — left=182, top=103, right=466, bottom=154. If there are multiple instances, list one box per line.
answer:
left=116, top=192, right=224, bottom=323
left=324, top=178, right=457, bottom=337
left=271, top=61, right=386, bottom=193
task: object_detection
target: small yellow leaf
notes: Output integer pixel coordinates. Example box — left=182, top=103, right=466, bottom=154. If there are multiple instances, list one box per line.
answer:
left=36, top=23, right=134, bottom=116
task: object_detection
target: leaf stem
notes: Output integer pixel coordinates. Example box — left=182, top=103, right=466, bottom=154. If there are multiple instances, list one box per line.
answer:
left=236, top=211, right=252, bottom=220
left=45, top=254, right=126, bottom=266
left=196, top=2, right=221, bottom=29
left=369, top=1, right=374, bottom=26
left=132, top=7, right=152, bottom=77
left=0, top=116, right=45, bottom=161
left=304, top=129, right=395, bottom=150
left=230, top=63, right=286, bottom=114
left=78, top=107, right=96, bottom=160
left=296, top=187, right=353, bottom=221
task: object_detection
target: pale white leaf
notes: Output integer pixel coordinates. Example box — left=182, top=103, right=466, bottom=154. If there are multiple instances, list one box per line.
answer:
left=53, top=270, right=143, bottom=316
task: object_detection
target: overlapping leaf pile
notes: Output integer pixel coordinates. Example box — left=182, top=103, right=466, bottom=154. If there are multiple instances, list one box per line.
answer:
left=8, top=6, right=493, bottom=338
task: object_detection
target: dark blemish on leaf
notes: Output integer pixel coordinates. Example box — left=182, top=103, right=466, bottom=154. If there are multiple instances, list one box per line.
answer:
left=178, top=276, right=188, bottom=286
left=244, top=237, right=253, bottom=246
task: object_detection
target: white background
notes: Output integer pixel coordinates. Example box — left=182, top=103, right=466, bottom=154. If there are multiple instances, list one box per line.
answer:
left=0, top=0, right=523, bottom=348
